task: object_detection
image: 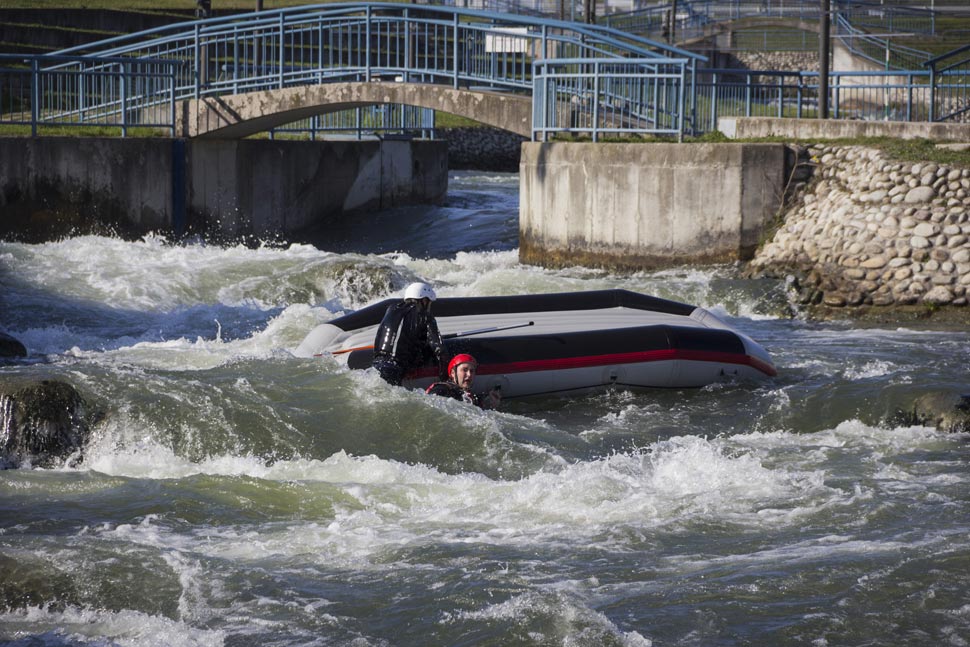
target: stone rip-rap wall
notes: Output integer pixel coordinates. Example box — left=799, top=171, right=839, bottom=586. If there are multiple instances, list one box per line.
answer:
left=438, top=127, right=525, bottom=171
left=748, top=145, right=970, bottom=309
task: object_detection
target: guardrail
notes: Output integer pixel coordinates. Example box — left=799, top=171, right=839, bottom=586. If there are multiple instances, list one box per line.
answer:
left=925, top=44, right=970, bottom=123
left=532, top=57, right=693, bottom=141
left=694, top=68, right=951, bottom=132
left=602, top=0, right=937, bottom=70
left=834, top=12, right=932, bottom=71
left=0, top=53, right=180, bottom=136
left=24, top=2, right=701, bottom=138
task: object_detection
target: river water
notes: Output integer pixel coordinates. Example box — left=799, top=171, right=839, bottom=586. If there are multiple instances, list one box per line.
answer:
left=1, top=171, right=969, bottom=646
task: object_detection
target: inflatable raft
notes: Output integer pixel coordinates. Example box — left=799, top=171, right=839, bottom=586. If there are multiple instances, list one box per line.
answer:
left=295, top=290, right=776, bottom=398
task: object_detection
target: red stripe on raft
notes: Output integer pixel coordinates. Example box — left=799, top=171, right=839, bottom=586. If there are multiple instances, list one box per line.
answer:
left=408, top=349, right=777, bottom=379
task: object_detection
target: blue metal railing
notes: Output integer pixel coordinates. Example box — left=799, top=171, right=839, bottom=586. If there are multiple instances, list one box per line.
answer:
left=533, top=57, right=693, bottom=141
left=834, top=12, right=932, bottom=71
left=2, top=1, right=964, bottom=139
left=0, top=53, right=180, bottom=136
left=601, top=0, right=937, bottom=70
left=20, top=2, right=701, bottom=138
left=925, top=45, right=970, bottom=123
left=694, top=68, right=943, bottom=131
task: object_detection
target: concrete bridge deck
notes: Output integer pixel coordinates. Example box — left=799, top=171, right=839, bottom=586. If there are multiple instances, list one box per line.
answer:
left=181, top=81, right=533, bottom=139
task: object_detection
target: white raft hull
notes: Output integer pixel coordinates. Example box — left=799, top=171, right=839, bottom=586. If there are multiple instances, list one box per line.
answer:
left=295, top=290, right=776, bottom=398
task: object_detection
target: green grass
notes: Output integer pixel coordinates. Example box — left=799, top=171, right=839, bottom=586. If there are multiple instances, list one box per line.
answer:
left=0, top=124, right=170, bottom=137
left=724, top=134, right=970, bottom=167
left=1, top=0, right=354, bottom=9
left=434, top=112, right=482, bottom=128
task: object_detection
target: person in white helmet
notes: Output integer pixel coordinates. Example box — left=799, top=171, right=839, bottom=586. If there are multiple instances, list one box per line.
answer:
left=371, top=282, right=445, bottom=386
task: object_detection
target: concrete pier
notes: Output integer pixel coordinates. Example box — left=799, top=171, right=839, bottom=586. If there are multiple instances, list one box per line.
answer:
left=519, top=142, right=787, bottom=270
left=0, top=137, right=448, bottom=243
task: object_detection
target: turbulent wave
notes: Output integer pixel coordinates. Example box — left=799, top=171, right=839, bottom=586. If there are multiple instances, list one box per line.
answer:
left=3, top=178, right=970, bottom=646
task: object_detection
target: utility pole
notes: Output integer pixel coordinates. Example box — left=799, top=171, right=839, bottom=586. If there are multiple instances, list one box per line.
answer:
left=819, top=0, right=830, bottom=119
left=670, top=0, right=678, bottom=44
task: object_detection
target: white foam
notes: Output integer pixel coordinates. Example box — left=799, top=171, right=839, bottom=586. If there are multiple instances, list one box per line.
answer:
left=0, top=606, right=225, bottom=647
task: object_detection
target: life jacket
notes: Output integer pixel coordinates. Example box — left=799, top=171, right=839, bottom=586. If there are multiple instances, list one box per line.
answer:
left=373, top=300, right=444, bottom=372
left=426, top=381, right=481, bottom=407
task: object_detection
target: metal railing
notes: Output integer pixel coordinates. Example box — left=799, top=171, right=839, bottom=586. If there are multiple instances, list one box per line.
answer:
left=925, top=44, right=970, bottom=123
left=17, top=2, right=701, bottom=138
left=0, top=53, right=180, bottom=136
left=532, top=57, right=693, bottom=140
left=694, top=67, right=948, bottom=132
left=273, top=103, right=436, bottom=139
left=601, top=0, right=937, bottom=69
left=834, top=12, right=932, bottom=71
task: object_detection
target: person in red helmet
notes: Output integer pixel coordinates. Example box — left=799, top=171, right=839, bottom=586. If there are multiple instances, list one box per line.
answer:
left=426, top=353, right=501, bottom=409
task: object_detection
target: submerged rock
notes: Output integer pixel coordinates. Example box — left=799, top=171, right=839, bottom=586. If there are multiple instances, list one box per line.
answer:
left=893, top=391, right=970, bottom=433
left=0, top=332, right=27, bottom=360
left=0, top=553, right=81, bottom=611
left=0, top=379, right=99, bottom=468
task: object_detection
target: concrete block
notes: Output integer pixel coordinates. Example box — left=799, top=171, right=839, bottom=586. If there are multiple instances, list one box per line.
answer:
left=519, top=142, right=787, bottom=270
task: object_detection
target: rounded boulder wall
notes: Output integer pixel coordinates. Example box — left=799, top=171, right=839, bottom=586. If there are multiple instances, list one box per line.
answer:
left=748, top=144, right=970, bottom=319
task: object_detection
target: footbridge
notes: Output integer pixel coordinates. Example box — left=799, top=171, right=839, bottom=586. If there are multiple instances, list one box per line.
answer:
left=7, top=2, right=705, bottom=141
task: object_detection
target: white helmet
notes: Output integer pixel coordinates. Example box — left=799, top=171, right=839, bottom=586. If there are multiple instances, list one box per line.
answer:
left=404, top=282, right=436, bottom=301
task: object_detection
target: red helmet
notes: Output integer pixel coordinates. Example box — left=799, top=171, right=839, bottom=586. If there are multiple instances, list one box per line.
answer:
left=447, top=353, right=478, bottom=375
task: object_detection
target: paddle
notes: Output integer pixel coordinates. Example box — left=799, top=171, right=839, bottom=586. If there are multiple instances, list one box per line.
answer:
left=329, top=321, right=535, bottom=355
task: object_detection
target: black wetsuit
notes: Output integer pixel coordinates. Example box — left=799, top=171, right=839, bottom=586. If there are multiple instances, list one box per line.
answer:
left=372, top=300, right=444, bottom=385
left=426, top=381, right=482, bottom=407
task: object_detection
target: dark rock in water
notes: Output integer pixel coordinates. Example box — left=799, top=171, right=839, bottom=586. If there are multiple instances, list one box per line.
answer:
left=1, top=379, right=99, bottom=468
left=893, top=391, right=970, bottom=433
left=0, top=332, right=27, bottom=360
left=0, top=552, right=81, bottom=611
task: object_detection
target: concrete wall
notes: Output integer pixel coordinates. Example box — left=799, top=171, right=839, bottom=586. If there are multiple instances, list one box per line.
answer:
left=719, top=116, right=970, bottom=142
left=519, top=142, right=787, bottom=270
left=0, top=137, right=448, bottom=243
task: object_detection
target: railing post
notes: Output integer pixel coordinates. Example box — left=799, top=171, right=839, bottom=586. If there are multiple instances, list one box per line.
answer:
left=120, top=62, right=128, bottom=137
left=689, top=58, right=697, bottom=136
left=194, top=23, right=202, bottom=98
left=678, top=61, right=686, bottom=142
left=592, top=60, right=599, bottom=142
left=710, top=71, right=718, bottom=134
left=170, top=63, right=178, bottom=137
left=404, top=7, right=410, bottom=82
left=453, top=13, right=459, bottom=89
left=279, top=12, right=285, bottom=89
left=928, top=65, right=936, bottom=122
left=777, top=75, right=783, bottom=118
left=30, top=58, right=39, bottom=137
left=906, top=72, right=913, bottom=122
left=745, top=72, right=752, bottom=117
left=832, top=73, right=840, bottom=118
left=531, top=64, right=539, bottom=142
left=366, top=5, right=372, bottom=82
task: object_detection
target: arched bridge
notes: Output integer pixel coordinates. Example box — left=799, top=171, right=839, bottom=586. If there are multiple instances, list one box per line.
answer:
left=184, top=80, right=533, bottom=138
left=38, top=2, right=705, bottom=140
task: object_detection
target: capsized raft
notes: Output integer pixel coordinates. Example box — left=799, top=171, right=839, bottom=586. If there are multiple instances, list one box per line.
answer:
left=295, top=290, right=777, bottom=398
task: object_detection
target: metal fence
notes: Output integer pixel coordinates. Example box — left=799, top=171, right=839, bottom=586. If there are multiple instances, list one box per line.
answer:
left=925, top=44, right=970, bottom=123
left=272, top=104, right=436, bottom=139
left=20, top=2, right=698, bottom=137
left=692, top=67, right=961, bottom=133
left=834, top=12, right=932, bottom=71
left=532, top=57, right=693, bottom=140
left=0, top=53, right=180, bottom=136
left=601, top=0, right=937, bottom=68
